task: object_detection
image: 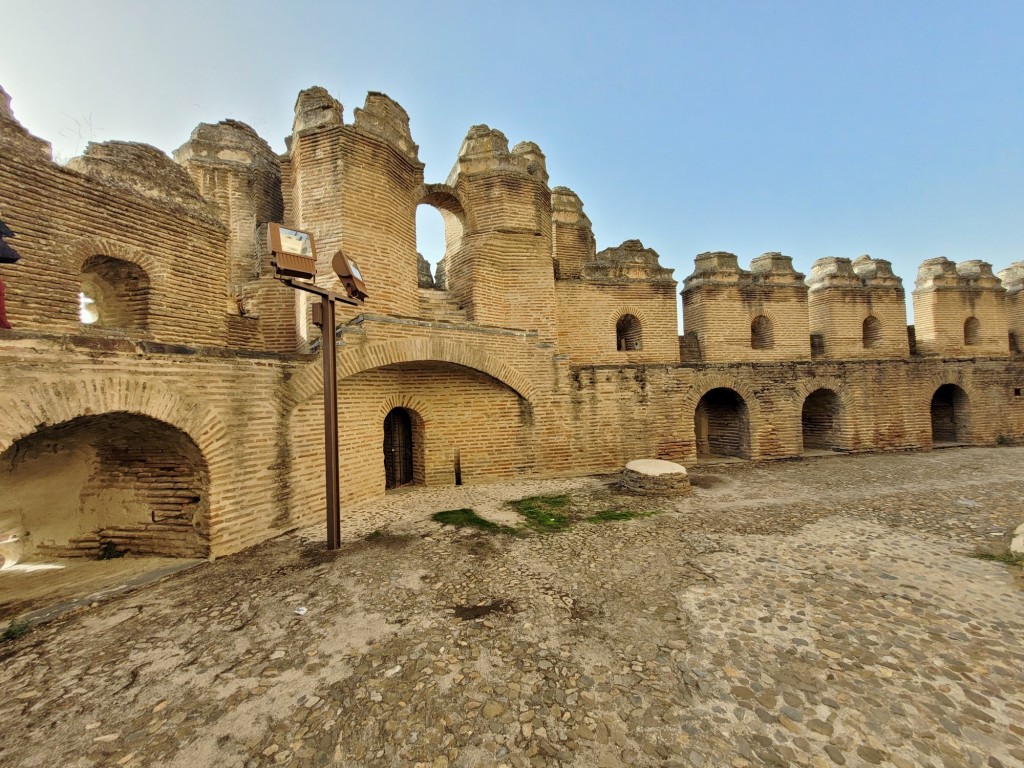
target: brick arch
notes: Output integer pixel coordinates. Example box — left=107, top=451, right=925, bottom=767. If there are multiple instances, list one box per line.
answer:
left=919, top=371, right=975, bottom=402
left=613, top=305, right=647, bottom=351
left=611, top=305, right=650, bottom=332
left=791, top=376, right=851, bottom=405
left=684, top=375, right=763, bottom=419
left=67, top=237, right=169, bottom=285
left=379, top=393, right=434, bottom=425
left=284, top=338, right=536, bottom=407
left=0, top=375, right=230, bottom=482
left=416, top=183, right=469, bottom=224
left=684, top=375, right=767, bottom=459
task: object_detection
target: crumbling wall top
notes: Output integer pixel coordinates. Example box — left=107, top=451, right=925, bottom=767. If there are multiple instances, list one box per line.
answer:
left=0, top=84, right=53, bottom=159
left=292, top=86, right=343, bottom=135
left=808, top=257, right=860, bottom=291
left=809, top=255, right=903, bottom=292
left=684, top=251, right=744, bottom=288
left=551, top=186, right=591, bottom=225
left=997, top=261, right=1024, bottom=294
left=916, top=257, right=1003, bottom=292
left=448, top=124, right=547, bottom=183
left=66, top=141, right=211, bottom=213
left=750, top=252, right=804, bottom=284
left=581, top=239, right=674, bottom=284
left=851, top=254, right=900, bottom=286
left=353, top=91, right=420, bottom=165
left=174, top=120, right=280, bottom=171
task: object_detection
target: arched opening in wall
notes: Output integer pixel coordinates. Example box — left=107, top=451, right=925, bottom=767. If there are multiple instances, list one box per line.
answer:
left=0, top=413, right=209, bottom=564
left=930, top=384, right=970, bottom=445
left=80, top=255, right=150, bottom=331
left=694, top=388, right=750, bottom=459
left=964, top=317, right=980, bottom=347
left=1010, top=331, right=1020, bottom=354
left=862, top=316, right=882, bottom=349
left=751, top=315, right=774, bottom=349
left=416, top=192, right=466, bottom=294
left=801, top=389, right=841, bottom=452
left=383, top=407, right=424, bottom=490
left=616, top=313, right=643, bottom=351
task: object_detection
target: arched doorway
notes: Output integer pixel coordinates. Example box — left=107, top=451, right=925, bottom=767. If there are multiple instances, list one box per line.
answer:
left=930, top=384, right=969, bottom=445
left=384, top=407, right=419, bottom=489
left=0, top=412, right=209, bottom=561
left=802, top=389, right=841, bottom=452
left=694, top=388, right=750, bottom=459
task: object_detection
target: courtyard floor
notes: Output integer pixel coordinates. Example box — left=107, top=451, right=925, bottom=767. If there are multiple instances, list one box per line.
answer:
left=1, top=447, right=1022, bottom=768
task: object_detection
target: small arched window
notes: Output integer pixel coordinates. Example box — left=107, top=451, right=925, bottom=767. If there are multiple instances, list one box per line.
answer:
left=80, top=255, right=150, bottom=331
left=862, top=315, right=881, bottom=349
left=616, top=314, right=643, bottom=351
left=751, top=315, right=774, bottom=349
left=964, top=317, right=980, bottom=346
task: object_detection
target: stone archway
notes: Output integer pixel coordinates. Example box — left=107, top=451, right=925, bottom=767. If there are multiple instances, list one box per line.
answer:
left=931, top=384, right=969, bottom=444
left=383, top=406, right=424, bottom=489
left=802, top=388, right=841, bottom=452
left=0, top=412, right=210, bottom=560
left=694, top=387, right=750, bottom=459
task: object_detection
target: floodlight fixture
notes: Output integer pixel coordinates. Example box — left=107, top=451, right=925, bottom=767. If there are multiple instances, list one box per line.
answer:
left=261, top=221, right=369, bottom=551
left=267, top=223, right=317, bottom=279
left=332, top=249, right=368, bottom=302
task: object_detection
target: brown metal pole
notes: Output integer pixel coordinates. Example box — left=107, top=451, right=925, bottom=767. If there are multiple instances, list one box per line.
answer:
left=320, top=295, right=341, bottom=549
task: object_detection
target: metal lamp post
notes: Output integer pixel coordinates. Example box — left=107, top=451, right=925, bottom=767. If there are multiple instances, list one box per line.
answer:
left=266, top=224, right=367, bottom=550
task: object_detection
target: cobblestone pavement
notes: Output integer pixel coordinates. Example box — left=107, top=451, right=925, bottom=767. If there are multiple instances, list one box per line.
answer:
left=1, top=447, right=1022, bottom=768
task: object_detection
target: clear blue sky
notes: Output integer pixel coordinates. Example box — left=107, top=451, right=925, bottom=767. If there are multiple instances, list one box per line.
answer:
left=3, top=0, right=1022, bottom=327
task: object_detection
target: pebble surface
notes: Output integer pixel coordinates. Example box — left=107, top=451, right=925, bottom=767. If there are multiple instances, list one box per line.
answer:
left=0, top=446, right=1022, bottom=767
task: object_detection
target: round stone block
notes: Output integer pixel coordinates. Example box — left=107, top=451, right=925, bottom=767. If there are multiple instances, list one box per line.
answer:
left=622, top=459, right=691, bottom=496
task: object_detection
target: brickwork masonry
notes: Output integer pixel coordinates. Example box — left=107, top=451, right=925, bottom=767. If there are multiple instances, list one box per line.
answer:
left=1, top=83, right=1023, bottom=559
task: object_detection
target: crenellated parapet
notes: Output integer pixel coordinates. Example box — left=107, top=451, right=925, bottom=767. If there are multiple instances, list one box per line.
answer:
left=998, top=261, right=1024, bottom=352
left=444, top=124, right=555, bottom=340
left=551, top=186, right=595, bottom=280
left=554, top=238, right=679, bottom=364
left=682, top=252, right=809, bottom=362
left=913, top=257, right=1009, bottom=357
left=807, top=255, right=908, bottom=359
left=291, top=86, right=343, bottom=135
left=286, top=87, right=426, bottom=336
left=582, top=240, right=674, bottom=284
left=353, top=92, right=420, bottom=165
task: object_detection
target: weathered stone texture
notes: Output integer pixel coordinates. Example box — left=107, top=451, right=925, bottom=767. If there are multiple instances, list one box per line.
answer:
left=808, top=255, right=909, bottom=359
left=1, top=82, right=1022, bottom=559
left=683, top=251, right=811, bottom=362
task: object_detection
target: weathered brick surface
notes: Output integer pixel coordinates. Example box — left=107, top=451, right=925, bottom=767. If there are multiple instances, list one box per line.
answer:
left=2, top=83, right=1023, bottom=560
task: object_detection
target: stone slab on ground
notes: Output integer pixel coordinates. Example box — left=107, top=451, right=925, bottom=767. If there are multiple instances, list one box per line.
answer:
left=622, top=459, right=691, bottom=496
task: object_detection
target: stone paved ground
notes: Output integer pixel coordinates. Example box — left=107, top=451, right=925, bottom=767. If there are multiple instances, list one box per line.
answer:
left=1, top=447, right=1022, bottom=768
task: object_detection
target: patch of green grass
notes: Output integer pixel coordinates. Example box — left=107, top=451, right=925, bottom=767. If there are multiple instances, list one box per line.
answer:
left=509, top=494, right=574, bottom=532
left=586, top=508, right=652, bottom=523
left=2, top=618, right=31, bottom=643
left=970, top=550, right=1024, bottom=566
left=432, top=508, right=519, bottom=534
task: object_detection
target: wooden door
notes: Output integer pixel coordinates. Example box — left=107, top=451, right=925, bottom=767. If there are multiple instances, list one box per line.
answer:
left=384, top=408, right=414, bottom=489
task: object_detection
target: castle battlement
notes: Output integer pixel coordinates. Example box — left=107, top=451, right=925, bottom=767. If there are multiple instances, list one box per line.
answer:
left=1, top=83, right=1021, bottom=561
